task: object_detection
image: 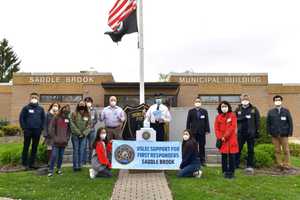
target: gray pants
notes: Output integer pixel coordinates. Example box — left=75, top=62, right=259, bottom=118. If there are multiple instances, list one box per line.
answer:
left=91, top=151, right=112, bottom=177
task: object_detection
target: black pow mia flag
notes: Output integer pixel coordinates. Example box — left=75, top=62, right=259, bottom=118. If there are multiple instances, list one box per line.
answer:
left=105, top=10, right=138, bottom=43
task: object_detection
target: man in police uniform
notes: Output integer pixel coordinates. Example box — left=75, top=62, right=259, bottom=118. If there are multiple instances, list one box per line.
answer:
left=235, top=94, right=260, bottom=173
left=144, top=94, right=171, bottom=141
left=186, top=96, right=210, bottom=166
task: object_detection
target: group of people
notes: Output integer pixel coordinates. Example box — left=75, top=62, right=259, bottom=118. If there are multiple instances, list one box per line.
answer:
left=178, top=94, right=293, bottom=179
left=19, top=92, right=294, bottom=179
left=19, top=93, right=126, bottom=178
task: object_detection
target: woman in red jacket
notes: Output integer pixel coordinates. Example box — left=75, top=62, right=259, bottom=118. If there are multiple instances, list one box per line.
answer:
left=89, top=127, right=112, bottom=178
left=214, top=101, right=238, bottom=179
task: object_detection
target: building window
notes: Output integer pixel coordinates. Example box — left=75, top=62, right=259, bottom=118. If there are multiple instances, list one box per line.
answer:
left=200, top=96, right=219, bottom=103
left=220, top=95, right=241, bottom=103
left=199, top=95, right=240, bottom=104
left=104, top=95, right=177, bottom=108
left=40, top=94, right=83, bottom=103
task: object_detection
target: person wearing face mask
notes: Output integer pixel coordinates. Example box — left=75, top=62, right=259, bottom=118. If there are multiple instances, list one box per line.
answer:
left=214, top=101, right=238, bottom=179
left=47, top=105, right=71, bottom=177
left=186, top=96, right=210, bottom=166
left=89, top=127, right=112, bottom=178
left=177, top=130, right=202, bottom=178
left=70, top=100, right=91, bottom=171
left=267, top=95, right=293, bottom=171
left=144, top=93, right=171, bottom=141
left=19, top=92, right=45, bottom=170
left=83, top=97, right=98, bottom=164
left=44, top=102, right=61, bottom=166
left=100, top=96, right=126, bottom=140
left=235, top=94, right=260, bottom=172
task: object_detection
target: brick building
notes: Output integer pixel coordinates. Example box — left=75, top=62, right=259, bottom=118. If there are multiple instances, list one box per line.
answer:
left=0, top=71, right=299, bottom=138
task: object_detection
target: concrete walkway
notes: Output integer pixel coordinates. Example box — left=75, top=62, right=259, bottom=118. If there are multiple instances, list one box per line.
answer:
left=111, top=170, right=173, bottom=200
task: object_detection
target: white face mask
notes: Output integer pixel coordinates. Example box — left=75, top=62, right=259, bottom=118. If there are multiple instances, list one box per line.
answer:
left=195, top=102, right=201, bottom=107
left=52, top=106, right=59, bottom=112
left=31, top=99, right=38, bottom=104
left=110, top=101, right=116, bottom=107
left=241, top=100, right=249, bottom=106
left=274, top=101, right=282, bottom=106
left=86, top=102, right=92, bottom=108
left=100, top=134, right=107, bottom=140
left=155, top=99, right=162, bottom=105
left=183, top=135, right=190, bottom=141
left=221, top=107, right=228, bottom=113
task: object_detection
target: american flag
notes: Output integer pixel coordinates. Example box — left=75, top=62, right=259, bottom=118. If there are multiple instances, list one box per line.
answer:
left=108, top=0, right=137, bottom=31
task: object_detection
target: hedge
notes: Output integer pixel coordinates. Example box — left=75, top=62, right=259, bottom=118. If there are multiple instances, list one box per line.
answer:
left=0, top=143, right=47, bottom=166
left=0, top=119, right=9, bottom=128
left=0, top=129, right=4, bottom=137
left=0, top=125, right=22, bottom=137
left=289, top=143, right=300, bottom=157
left=256, top=116, right=272, bottom=145
left=241, top=143, right=275, bottom=168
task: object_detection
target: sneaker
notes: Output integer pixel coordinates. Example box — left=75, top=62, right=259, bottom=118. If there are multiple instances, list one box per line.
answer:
left=245, top=167, right=254, bottom=175
left=48, top=172, right=53, bottom=177
left=89, top=168, right=96, bottom=179
left=57, top=169, right=63, bottom=175
left=193, top=170, right=203, bottom=178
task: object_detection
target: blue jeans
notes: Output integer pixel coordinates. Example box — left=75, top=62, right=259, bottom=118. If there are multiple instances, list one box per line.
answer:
left=49, top=146, right=65, bottom=172
left=177, top=163, right=200, bottom=177
left=84, top=130, right=96, bottom=163
left=71, top=135, right=87, bottom=169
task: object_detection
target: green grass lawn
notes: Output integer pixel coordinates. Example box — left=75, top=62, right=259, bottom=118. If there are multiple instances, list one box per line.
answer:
left=167, top=157, right=300, bottom=200
left=0, top=168, right=118, bottom=200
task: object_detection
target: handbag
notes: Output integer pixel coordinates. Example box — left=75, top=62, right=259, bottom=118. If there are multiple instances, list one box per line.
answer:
left=216, top=139, right=222, bottom=149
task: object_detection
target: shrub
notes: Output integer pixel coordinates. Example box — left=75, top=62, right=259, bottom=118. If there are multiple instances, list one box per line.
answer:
left=0, top=119, right=9, bottom=128
left=254, top=149, right=273, bottom=168
left=256, top=116, right=272, bottom=145
left=1, top=125, right=22, bottom=136
left=289, top=143, right=300, bottom=157
left=0, top=143, right=47, bottom=166
left=37, top=143, right=48, bottom=163
left=255, top=144, right=275, bottom=160
left=240, top=143, right=275, bottom=168
left=0, top=145, right=22, bottom=165
left=0, top=129, right=4, bottom=137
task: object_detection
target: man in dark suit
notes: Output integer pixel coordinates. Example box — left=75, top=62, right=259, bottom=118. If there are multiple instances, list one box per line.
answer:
left=19, top=92, right=45, bottom=170
left=186, top=96, right=210, bottom=166
left=267, top=95, right=293, bottom=170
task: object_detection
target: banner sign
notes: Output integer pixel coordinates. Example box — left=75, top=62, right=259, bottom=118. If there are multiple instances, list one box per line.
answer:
left=112, top=140, right=182, bottom=170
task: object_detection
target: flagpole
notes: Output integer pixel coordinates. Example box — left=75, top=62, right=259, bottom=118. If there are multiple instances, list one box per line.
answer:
left=138, top=0, right=145, bottom=104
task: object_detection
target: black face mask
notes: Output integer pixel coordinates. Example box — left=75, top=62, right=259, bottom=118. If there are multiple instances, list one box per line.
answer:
left=78, top=106, right=85, bottom=110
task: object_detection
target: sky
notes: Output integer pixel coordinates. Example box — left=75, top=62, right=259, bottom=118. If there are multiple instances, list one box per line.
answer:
left=0, top=0, right=300, bottom=83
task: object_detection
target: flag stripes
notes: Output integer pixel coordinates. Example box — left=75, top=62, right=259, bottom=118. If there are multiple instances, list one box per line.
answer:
left=108, top=0, right=137, bottom=30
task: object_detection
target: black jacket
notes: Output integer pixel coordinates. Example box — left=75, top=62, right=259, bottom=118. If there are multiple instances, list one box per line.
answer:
left=19, top=103, right=45, bottom=130
left=267, top=107, right=293, bottom=137
left=235, top=104, right=260, bottom=138
left=180, top=139, right=200, bottom=169
left=186, top=108, right=210, bottom=135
